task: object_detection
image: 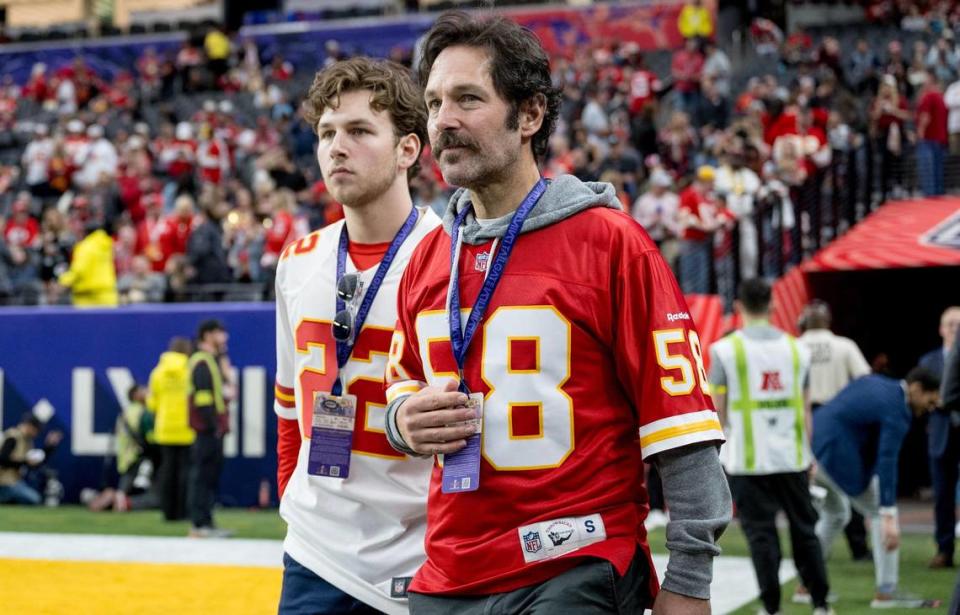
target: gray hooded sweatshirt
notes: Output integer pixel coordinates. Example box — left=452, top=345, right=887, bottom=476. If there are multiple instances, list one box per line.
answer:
left=385, top=174, right=731, bottom=601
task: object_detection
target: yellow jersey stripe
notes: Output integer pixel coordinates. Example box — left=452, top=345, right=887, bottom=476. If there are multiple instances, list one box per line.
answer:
left=640, top=418, right=723, bottom=449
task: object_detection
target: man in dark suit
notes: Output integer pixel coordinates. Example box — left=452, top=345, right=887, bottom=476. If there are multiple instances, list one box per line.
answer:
left=921, top=306, right=960, bottom=568
left=942, top=330, right=960, bottom=610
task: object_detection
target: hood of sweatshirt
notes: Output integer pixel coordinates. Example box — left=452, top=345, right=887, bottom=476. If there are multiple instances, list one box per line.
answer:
left=440, top=174, right=621, bottom=245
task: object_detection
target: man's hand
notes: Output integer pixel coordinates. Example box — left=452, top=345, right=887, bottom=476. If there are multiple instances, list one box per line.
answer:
left=396, top=380, right=477, bottom=456
left=881, top=514, right=900, bottom=551
left=45, top=431, right=64, bottom=447
left=652, top=590, right=710, bottom=615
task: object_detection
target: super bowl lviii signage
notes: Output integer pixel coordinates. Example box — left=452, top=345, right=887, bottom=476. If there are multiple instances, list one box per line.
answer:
left=0, top=303, right=277, bottom=506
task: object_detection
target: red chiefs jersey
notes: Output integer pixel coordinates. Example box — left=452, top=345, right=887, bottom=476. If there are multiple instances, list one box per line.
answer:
left=386, top=206, right=723, bottom=597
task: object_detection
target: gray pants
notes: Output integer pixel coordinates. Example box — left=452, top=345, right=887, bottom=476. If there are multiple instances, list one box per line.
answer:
left=813, top=470, right=899, bottom=593
left=409, top=550, right=651, bottom=615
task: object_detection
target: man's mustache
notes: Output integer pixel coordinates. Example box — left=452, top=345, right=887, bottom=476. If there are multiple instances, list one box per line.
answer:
left=434, top=132, right=477, bottom=155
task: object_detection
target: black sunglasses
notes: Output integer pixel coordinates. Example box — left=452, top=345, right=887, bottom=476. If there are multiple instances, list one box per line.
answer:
left=332, top=273, right=362, bottom=342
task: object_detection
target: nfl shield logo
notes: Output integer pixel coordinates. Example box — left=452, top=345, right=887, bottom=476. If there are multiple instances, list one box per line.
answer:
left=474, top=251, right=490, bottom=272
left=523, top=530, right=543, bottom=554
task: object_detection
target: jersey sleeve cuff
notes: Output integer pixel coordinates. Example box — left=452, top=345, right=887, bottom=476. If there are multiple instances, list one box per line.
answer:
left=878, top=506, right=898, bottom=517
left=639, top=409, right=725, bottom=460
left=274, top=382, right=297, bottom=419
left=386, top=380, right=426, bottom=405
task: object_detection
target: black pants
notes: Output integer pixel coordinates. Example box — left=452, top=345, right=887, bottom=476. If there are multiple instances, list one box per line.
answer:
left=410, top=549, right=652, bottom=614
left=188, top=433, right=224, bottom=529
left=932, top=426, right=960, bottom=559
left=729, top=472, right=830, bottom=612
left=158, top=445, right=190, bottom=521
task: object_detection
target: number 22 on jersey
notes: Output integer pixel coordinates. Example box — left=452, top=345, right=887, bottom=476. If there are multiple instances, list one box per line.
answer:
left=295, top=320, right=403, bottom=459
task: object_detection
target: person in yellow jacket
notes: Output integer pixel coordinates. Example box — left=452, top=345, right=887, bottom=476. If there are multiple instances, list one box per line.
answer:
left=58, top=223, right=118, bottom=307
left=148, top=337, right=195, bottom=521
left=678, top=0, right=714, bottom=40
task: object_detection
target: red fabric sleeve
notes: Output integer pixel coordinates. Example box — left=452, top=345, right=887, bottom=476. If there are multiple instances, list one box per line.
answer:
left=277, top=416, right=300, bottom=498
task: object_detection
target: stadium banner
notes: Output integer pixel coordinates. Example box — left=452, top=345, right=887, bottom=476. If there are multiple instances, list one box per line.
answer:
left=0, top=303, right=276, bottom=506
left=803, top=198, right=960, bottom=272
left=508, top=0, right=707, bottom=56
left=0, top=1, right=708, bottom=82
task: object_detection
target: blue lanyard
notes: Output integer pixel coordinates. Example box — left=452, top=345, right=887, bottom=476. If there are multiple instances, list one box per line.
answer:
left=448, top=179, right=547, bottom=392
left=333, top=207, right=418, bottom=395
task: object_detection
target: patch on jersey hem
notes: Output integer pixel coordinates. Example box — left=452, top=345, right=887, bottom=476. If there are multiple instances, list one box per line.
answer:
left=390, top=576, right=413, bottom=598
left=517, top=513, right=606, bottom=564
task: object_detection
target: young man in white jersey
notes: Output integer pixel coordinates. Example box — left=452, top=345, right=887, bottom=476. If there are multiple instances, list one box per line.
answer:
left=274, top=57, right=441, bottom=615
left=710, top=278, right=833, bottom=615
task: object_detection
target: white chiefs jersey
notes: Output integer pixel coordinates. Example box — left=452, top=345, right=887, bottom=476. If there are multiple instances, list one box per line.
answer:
left=274, top=207, right=440, bottom=614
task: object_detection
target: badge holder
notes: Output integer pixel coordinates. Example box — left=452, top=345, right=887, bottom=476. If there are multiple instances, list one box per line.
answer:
left=307, top=393, right=358, bottom=479
left=441, top=393, right=484, bottom=493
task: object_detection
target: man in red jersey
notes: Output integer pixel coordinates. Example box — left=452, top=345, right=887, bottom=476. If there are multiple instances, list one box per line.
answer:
left=383, top=12, right=731, bottom=614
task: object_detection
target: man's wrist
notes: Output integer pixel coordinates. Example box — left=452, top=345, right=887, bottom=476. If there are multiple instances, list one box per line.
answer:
left=384, top=395, right=425, bottom=457
left=878, top=506, right=898, bottom=518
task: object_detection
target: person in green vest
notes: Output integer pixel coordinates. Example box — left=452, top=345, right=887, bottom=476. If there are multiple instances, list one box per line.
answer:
left=187, top=319, right=233, bottom=538
left=88, top=384, right=160, bottom=512
left=709, top=278, right=833, bottom=615
left=148, top=336, right=195, bottom=521
left=114, top=384, right=157, bottom=511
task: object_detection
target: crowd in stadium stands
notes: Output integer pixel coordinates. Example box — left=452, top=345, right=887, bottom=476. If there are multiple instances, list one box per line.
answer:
left=1, top=8, right=960, bottom=306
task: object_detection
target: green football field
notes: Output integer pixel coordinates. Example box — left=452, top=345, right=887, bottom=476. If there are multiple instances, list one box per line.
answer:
left=0, top=506, right=955, bottom=613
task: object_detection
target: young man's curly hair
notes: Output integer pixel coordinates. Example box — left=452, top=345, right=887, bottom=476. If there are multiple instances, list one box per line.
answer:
left=302, top=57, right=427, bottom=179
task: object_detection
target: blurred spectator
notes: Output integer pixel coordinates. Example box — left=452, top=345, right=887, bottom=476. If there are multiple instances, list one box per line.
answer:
left=159, top=195, right=197, bottom=269
left=632, top=168, right=681, bottom=270
left=659, top=110, right=698, bottom=177
left=57, top=222, right=118, bottom=307
left=22, top=125, right=55, bottom=198
left=4, top=192, right=40, bottom=250
left=671, top=38, right=704, bottom=113
left=812, top=368, right=941, bottom=608
left=118, top=255, right=165, bottom=304
left=148, top=337, right=194, bottom=521
left=919, top=306, right=960, bottom=569
left=74, top=125, right=118, bottom=190
left=848, top=38, right=880, bottom=94
left=188, top=319, right=232, bottom=538
left=702, top=41, right=731, bottom=98
left=204, top=24, right=231, bottom=83
left=693, top=76, right=730, bottom=135
left=871, top=75, right=911, bottom=201
left=945, top=72, right=960, bottom=154
left=0, top=235, right=15, bottom=303
left=678, top=165, right=719, bottom=294
left=916, top=74, right=949, bottom=196
left=187, top=200, right=232, bottom=287
left=87, top=384, right=159, bottom=512
left=0, top=413, right=62, bottom=505
left=715, top=150, right=761, bottom=280
left=678, top=0, right=713, bottom=40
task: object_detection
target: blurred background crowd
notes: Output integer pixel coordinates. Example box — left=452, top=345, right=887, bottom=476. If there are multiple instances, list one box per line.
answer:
left=0, top=0, right=959, bottom=308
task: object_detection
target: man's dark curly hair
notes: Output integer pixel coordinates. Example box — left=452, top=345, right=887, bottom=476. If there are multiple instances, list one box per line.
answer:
left=416, top=11, right=562, bottom=160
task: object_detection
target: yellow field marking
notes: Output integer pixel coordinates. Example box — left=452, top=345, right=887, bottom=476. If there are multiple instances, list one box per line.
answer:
left=0, top=558, right=281, bottom=615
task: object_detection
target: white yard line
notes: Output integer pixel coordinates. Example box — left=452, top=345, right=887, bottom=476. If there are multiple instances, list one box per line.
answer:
left=0, top=532, right=794, bottom=614
left=0, top=532, right=284, bottom=568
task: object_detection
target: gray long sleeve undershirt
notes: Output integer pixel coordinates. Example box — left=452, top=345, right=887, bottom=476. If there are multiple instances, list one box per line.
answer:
left=385, top=396, right=732, bottom=599
left=654, top=442, right=732, bottom=599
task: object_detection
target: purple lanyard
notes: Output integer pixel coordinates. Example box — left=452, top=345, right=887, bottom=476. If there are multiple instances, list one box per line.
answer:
left=332, top=207, right=418, bottom=395
left=448, top=179, right=547, bottom=392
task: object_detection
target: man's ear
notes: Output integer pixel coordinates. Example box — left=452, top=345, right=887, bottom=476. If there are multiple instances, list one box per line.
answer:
left=518, top=94, right=547, bottom=139
left=397, top=133, right=422, bottom=172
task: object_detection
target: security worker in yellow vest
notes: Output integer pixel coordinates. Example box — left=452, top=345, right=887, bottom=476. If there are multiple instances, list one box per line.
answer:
left=187, top=319, right=233, bottom=537
left=709, top=279, right=833, bottom=615
left=148, top=336, right=195, bottom=521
